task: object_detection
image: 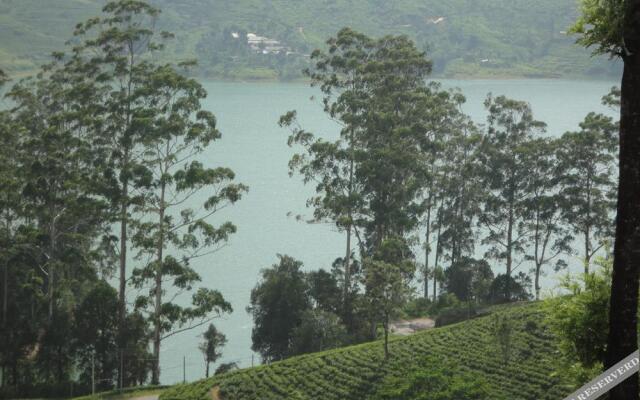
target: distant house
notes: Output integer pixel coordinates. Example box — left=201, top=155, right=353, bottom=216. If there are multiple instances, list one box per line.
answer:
left=426, top=16, right=446, bottom=25
left=246, top=33, right=288, bottom=54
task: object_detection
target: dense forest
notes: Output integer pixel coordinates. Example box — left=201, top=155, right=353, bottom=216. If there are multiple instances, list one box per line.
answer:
left=0, top=0, right=621, bottom=80
left=0, top=1, right=639, bottom=400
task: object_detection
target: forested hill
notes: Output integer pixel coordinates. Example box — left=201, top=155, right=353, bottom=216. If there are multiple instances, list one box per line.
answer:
left=159, top=302, right=572, bottom=400
left=0, top=0, right=621, bottom=80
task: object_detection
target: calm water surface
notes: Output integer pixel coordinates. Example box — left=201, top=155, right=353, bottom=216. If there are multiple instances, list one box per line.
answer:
left=157, top=79, right=619, bottom=383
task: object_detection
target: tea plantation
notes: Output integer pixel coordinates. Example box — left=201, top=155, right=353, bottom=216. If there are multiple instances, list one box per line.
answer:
left=160, top=302, right=574, bottom=400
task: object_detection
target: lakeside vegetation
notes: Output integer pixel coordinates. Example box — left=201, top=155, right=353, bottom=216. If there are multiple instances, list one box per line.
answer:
left=0, top=0, right=639, bottom=399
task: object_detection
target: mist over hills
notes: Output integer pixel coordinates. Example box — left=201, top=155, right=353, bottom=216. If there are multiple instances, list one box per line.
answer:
left=0, top=0, right=621, bottom=79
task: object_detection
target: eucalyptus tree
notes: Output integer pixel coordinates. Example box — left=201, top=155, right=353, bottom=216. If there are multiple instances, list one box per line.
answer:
left=355, top=34, right=433, bottom=251
left=70, top=0, right=167, bottom=348
left=432, top=109, right=482, bottom=269
left=362, top=238, right=415, bottom=360
left=199, top=324, right=226, bottom=378
left=0, top=69, right=18, bottom=330
left=431, top=265, right=444, bottom=302
left=572, top=1, right=639, bottom=396
left=129, top=65, right=244, bottom=384
left=0, top=70, right=30, bottom=386
left=279, top=28, right=373, bottom=313
left=557, top=112, right=617, bottom=274
left=8, top=63, right=107, bottom=322
left=282, top=29, right=440, bottom=319
left=420, top=88, right=478, bottom=298
left=521, top=138, right=572, bottom=300
left=4, top=61, right=110, bottom=386
left=477, top=95, right=546, bottom=301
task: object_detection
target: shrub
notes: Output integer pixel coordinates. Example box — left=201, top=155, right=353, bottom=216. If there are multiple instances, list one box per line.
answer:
left=373, top=359, right=501, bottom=400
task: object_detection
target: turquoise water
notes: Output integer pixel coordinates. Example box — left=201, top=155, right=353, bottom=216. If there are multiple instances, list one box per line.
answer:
left=157, top=79, right=619, bottom=384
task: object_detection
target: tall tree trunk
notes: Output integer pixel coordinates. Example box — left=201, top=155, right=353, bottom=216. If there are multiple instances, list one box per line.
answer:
left=534, top=212, right=541, bottom=301
left=433, top=200, right=444, bottom=303
left=344, top=225, right=351, bottom=303
left=344, top=131, right=355, bottom=309
left=2, top=258, right=7, bottom=328
left=118, top=171, right=129, bottom=387
left=424, top=196, right=432, bottom=299
left=505, top=202, right=514, bottom=302
left=433, top=271, right=437, bottom=303
left=48, top=214, right=56, bottom=321
left=584, top=173, right=594, bottom=275
left=534, top=264, right=541, bottom=301
left=607, top=4, right=640, bottom=398
left=383, top=315, right=389, bottom=360
left=584, top=225, right=591, bottom=275
left=152, top=179, right=166, bottom=385
left=205, top=361, right=209, bottom=379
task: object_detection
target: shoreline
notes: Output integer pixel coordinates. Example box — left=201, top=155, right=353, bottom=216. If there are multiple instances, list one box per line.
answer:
left=0, top=67, right=620, bottom=84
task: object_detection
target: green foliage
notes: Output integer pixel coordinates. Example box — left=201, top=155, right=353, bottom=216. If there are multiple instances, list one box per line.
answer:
left=571, top=0, right=625, bottom=57
left=290, top=310, right=349, bottom=355
left=521, top=137, right=572, bottom=300
left=248, top=255, right=311, bottom=362
left=488, top=273, right=533, bottom=304
left=443, top=257, right=494, bottom=303
left=373, top=360, right=497, bottom=400
left=74, top=281, right=120, bottom=391
left=545, top=256, right=613, bottom=385
left=0, top=1, right=244, bottom=391
left=362, top=256, right=414, bottom=359
left=199, top=324, right=227, bottom=378
left=160, top=303, right=573, bottom=400
left=557, top=109, right=618, bottom=274
left=490, top=313, right=514, bottom=365
left=478, top=95, right=546, bottom=301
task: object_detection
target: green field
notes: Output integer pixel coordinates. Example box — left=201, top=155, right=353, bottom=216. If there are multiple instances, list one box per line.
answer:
left=160, top=302, right=572, bottom=400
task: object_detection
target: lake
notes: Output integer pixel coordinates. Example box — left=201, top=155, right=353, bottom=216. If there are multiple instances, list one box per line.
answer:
left=156, top=79, right=619, bottom=384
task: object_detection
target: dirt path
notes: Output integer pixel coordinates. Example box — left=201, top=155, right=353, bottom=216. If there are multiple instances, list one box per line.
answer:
left=390, top=317, right=435, bottom=335
left=211, top=386, right=221, bottom=400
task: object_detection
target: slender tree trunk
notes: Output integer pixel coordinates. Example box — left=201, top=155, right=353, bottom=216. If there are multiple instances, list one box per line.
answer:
left=152, top=179, right=166, bottom=385
left=2, top=258, right=7, bottom=328
left=205, top=361, right=209, bottom=378
left=424, top=195, right=432, bottom=299
left=534, top=212, right=541, bottom=301
left=118, top=170, right=129, bottom=387
left=433, top=200, right=444, bottom=303
left=344, top=225, right=351, bottom=302
left=607, top=5, right=640, bottom=398
left=584, top=225, right=591, bottom=275
left=505, top=202, right=514, bottom=302
left=534, top=264, right=541, bottom=301
left=344, top=129, right=355, bottom=308
left=48, top=217, right=56, bottom=321
left=383, top=315, right=389, bottom=360
left=584, top=175, right=592, bottom=275
left=433, top=271, right=437, bottom=303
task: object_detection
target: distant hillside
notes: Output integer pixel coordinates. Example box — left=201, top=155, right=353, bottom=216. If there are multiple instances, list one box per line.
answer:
left=0, top=0, right=621, bottom=80
left=159, top=302, right=573, bottom=400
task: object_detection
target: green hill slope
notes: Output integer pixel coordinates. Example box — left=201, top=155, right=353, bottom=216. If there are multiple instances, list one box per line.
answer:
left=0, top=0, right=620, bottom=79
left=160, top=302, right=573, bottom=400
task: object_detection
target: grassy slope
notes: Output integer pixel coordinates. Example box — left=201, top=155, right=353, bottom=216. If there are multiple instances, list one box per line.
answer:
left=160, top=302, right=573, bottom=400
left=0, top=0, right=619, bottom=79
